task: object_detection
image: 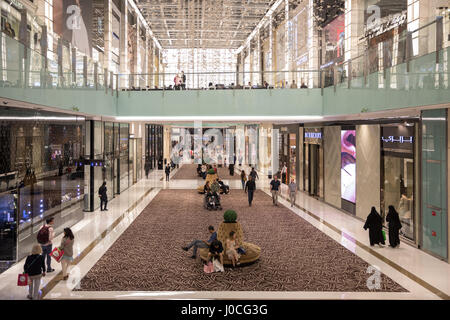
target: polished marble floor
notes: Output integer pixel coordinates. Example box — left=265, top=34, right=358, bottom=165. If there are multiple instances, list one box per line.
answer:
left=0, top=165, right=449, bottom=300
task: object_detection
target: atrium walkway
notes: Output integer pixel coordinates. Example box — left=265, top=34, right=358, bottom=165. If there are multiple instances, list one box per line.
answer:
left=0, top=165, right=449, bottom=300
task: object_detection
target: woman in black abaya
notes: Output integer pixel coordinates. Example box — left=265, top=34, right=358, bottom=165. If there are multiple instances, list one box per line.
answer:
left=363, top=207, right=385, bottom=247
left=386, top=205, right=402, bottom=248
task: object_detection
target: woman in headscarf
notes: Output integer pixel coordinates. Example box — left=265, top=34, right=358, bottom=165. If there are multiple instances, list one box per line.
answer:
left=363, top=207, right=385, bottom=247
left=386, top=205, right=402, bottom=248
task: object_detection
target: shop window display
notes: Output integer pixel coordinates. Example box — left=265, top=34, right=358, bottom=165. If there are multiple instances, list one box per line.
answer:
left=381, top=123, right=415, bottom=241
left=0, top=107, right=85, bottom=262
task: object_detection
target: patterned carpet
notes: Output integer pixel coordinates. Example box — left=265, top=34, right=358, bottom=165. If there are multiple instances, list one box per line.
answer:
left=78, top=189, right=406, bottom=292
left=172, top=164, right=240, bottom=180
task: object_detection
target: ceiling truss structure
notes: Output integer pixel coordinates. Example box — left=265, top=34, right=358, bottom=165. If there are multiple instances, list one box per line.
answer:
left=137, top=0, right=277, bottom=49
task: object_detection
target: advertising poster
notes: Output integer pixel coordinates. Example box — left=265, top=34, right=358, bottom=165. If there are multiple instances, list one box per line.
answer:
left=54, top=0, right=93, bottom=57
left=323, top=14, right=345, bottom=65
left=341, top=130, right=356, bottom=203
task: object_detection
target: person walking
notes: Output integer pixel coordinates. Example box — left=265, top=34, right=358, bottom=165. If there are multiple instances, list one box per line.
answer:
left=37, top=217, right=55, bottom=273
left=245, top=175, right=256, bottom=207
left=165, top=163, right=171, bottom=181
left=24, top=244, right=46, bottom=300
left=182, top=225, right=217, bottom=259
left=249, top=167, right=259, bottom=180
left=386, top=205, right=402, bottom=248
left=228, top=163, right=234, bottom=176
left=144, top=160, right=150, bottom=179
left=270, top=175, right=281, bottom=206
left=98, top=181, right=108, bottom=211
left=363, top=207, right=385, bottom=247
left=240, top=170, right=247, bottom=190
left=60, top=228, right=75, bottom=280
left=288, top=178, right=297, bottom=207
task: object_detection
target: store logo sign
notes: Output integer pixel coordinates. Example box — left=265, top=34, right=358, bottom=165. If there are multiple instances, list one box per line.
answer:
left=67, top=5, right=82, bottom=30
left=364, top=11, right=407, bottom=39
left=381, top=136, right=413, bottom=143
left=305, top=132, right=322, bottom=139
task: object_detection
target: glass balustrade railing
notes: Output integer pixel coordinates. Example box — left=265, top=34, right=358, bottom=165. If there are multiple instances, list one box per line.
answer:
left=0, top=31, right=108, bottom=91
left=0, top=16, right=448, bottom=96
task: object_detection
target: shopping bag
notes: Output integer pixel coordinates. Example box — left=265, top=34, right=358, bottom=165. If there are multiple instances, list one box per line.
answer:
left=50, top=247, right=64, bottom=263
left=382, top=230, right=386, bottom=241
left=17, top=273, right=29, bottom=286
left=203, top=261, right=214, bottom=274
left=213, top=259, right=224, bottom=273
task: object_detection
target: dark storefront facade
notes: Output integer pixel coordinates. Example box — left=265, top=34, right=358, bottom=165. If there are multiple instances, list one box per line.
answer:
left=84, top=121, right=131, bottom=212
left=303, top=127, right=323, bottom=198
left=273, top=124, right=299, bottom=185
left=145, top=124, right=164, bottom=170
left=0, top=107, right=139, bottom=269
left=0, top=107, right=85, bottom=264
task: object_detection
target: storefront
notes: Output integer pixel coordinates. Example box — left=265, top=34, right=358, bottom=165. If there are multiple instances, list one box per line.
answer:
left=273, top=124, right=298, bottom=185
left=380, top=122, right=417, bottom=241
left=0, top=107, right=85, bottom=263
left=303, top=127, right=323, bottom=198
left=245, top=125, right=259, bottom=169
left=145, top=124, right=163, bottom=170
left=421, top=109, right=448, bottom=261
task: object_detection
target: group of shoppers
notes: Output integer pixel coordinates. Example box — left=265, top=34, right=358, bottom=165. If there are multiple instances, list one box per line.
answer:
left=173, top=71, right=186, bottom=90
left=182, top=226, right=242, bottom=269
left=24, top=217, right=75, bottom=299
left=364, top=206, right=403, bottom=248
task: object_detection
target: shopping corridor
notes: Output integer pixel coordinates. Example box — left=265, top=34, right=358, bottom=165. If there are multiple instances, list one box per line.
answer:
left=1, top=164, right=449, bottom=300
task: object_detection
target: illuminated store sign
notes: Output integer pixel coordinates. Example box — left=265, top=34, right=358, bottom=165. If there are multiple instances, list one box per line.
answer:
left=381, top=136, right=413, bottom=143
left=304, top=132, right=322, bottom=139
left=304, top=128, right=322, bottom=145
left=364, top=11, right=407, bottom=39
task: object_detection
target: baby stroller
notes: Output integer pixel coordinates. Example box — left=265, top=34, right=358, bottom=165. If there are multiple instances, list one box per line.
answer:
left=218, top=180, right=230, bottom=194
left=204, top=192, right=222, bottom=211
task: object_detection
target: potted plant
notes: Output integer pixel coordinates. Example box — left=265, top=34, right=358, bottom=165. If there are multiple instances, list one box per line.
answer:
left=223, top=210, right=237, bottom=223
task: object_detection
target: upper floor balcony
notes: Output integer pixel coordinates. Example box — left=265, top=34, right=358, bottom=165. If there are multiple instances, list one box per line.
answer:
left=0, top=17, right=449, bottom=120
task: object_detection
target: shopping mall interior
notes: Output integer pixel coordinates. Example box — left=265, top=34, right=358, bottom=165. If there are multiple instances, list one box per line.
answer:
left=0, top=0, right=449, bottom=305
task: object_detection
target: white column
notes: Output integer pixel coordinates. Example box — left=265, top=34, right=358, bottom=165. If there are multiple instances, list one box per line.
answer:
left=269, top=17, right=274, bottom=85
left=285, top=0, right=290, bottom=83
left=104, top=0, right=112, bottom=72
left=119, top=0, right=128, bottom=86
left=308, top=0, right=319, bottom=87
left=257, top=29, right=261, bottom=85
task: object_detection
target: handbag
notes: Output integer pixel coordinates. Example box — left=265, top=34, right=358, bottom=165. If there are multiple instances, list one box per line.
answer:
left=237, top=247, right=246, bottom=255
left=50, top=247, right=64, bottom=263
left=203, top=261, right=214, bottom=274
left=212, top=258, right=224, bottom=273
left=17, top=273, right=29, bottom=286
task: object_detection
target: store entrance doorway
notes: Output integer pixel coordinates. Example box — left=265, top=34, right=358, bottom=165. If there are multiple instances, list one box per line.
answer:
left=130, top=138, right=142, bottom=185
left=304, top=143, right=322, bottom=198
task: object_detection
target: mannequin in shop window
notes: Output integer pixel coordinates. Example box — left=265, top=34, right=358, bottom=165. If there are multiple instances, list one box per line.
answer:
left=281, top=163, right=287, bottom=184
left=3, top=22, right=16, bottom=38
